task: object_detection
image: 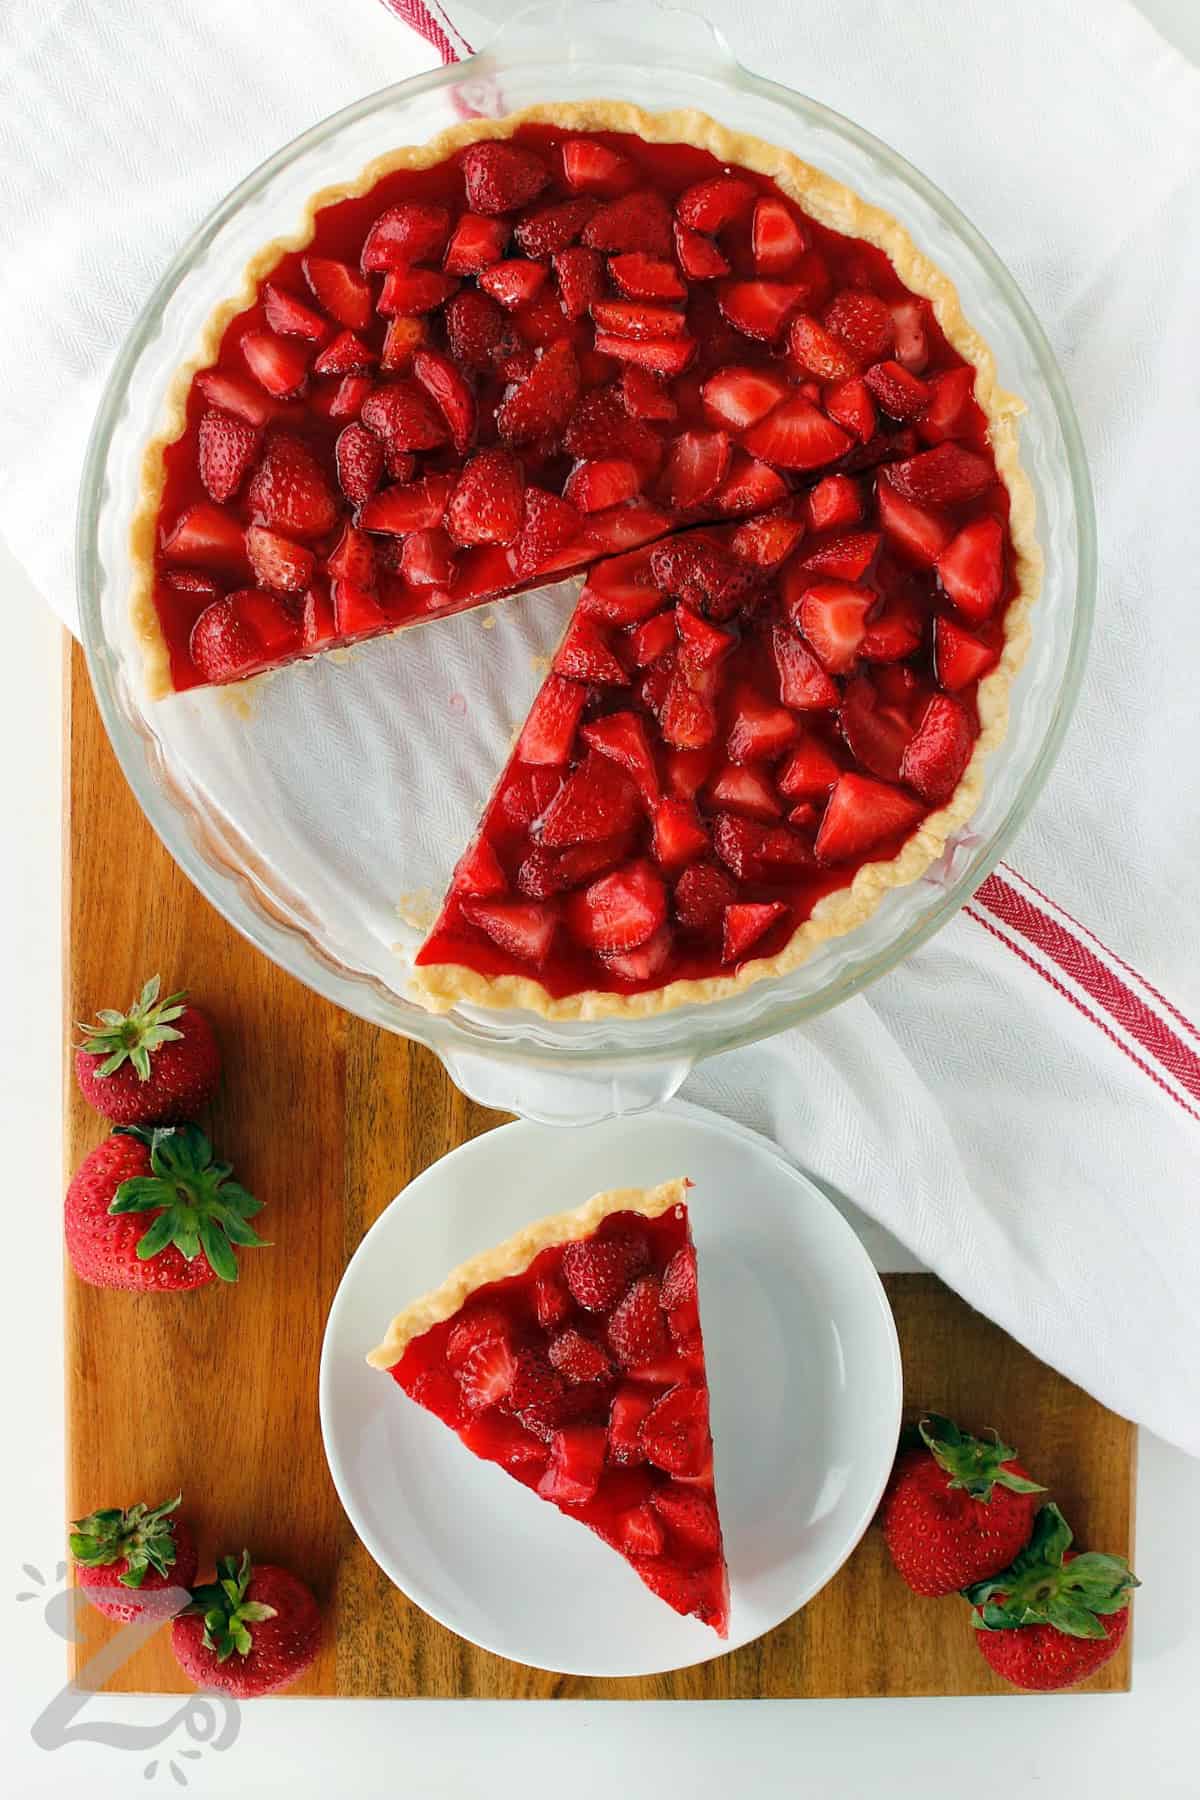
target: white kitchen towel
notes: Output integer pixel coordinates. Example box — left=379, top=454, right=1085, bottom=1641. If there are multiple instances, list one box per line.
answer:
left=2, top=0, right=1198, bottom=1452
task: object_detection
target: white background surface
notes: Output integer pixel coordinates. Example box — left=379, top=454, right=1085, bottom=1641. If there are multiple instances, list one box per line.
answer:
left=2, top=1, right=1198, bottom=1790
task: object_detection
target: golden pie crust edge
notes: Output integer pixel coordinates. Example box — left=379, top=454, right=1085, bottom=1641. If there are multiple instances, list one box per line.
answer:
left=128, top=100, right=1042, bottom=1019
left=366, top=1176, right=688, bottom=1369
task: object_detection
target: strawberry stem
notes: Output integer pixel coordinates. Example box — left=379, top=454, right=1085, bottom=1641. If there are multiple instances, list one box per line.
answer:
left=108, top=1124, right=268, bottom=1282
left=967, top=1504, right=1139, bottom=1638
left=76, top=974, right=187, bottom=1082
left=918, top=1414, right=1045, bottom=1502
left=185, top=1552, right=277, bottom=1661
left=69, top=1494, right=183, bottom=1590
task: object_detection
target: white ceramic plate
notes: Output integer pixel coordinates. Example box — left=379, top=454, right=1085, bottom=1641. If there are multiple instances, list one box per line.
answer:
left=319, top=1103, right=902, bottom=1677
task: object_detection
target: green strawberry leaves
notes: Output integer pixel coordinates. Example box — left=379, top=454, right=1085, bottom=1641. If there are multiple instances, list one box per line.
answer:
left=919, top=1414, right=1045, bottom=1502
left=109, top=1123, right=268, bottom=1283
left=69, top=1494, right=183, bottom=1590
left=185, top=1552, right=277, bottom=1662
left=76, top=974, right=190, bottom=1082
left=966, top=1504, right=1139, bottom=1639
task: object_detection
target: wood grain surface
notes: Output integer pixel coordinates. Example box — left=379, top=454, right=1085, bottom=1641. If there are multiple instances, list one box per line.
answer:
left=64, top=639, right=1135, bottom=1697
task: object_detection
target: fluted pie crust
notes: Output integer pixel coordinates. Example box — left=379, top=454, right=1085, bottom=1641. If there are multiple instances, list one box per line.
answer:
left=130, top=102, right=1041, bottom=1022
left=367, top=1178, right=688, bottom=1370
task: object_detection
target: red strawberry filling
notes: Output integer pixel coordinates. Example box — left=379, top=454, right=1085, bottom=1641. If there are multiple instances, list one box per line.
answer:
left=390, top=1200, right=729, bottom=1635
left=147, top=122, right=1018, bottom=1003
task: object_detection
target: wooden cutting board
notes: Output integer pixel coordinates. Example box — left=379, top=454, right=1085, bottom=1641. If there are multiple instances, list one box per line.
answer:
left=64, top=639, right=1135, bottom=1697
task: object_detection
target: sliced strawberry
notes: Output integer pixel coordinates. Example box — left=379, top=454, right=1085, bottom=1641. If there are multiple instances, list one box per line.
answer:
left=864, top=359, right=932, bottom=422
left=331, top=579, right=386, bottom=636
left=700, top=364, right=789, bottom=432
left=726, top=685, right=797, bottom=762
left=561, top=1227, right=649, bottom=1312
left=446, top=448, right=524, bottom=546
left=706, top=762, right=781, bottom=821
left=650, top=535, right=757, bottom=618
left=659, top=429, right=731, bottom=510
left=564, top=457, right=641, bottom=514
left=553, top=245, right=605, bottom=320
left=245, top=524, right=314, bottom=592
left=358, top=473, right=452, bottom=534
left=197, top=410, right=259, bottom=504
left=590, top=298, right=687, bottom=342
left=671, top=223, right=727, bottom=283
left=565, top=857, right=667, bottom=952
left=333, top=422, right=383, bottom=507
left=772, top=625, right=841, bottom=710
left=361, top=380, right=449, bottom=452
left=718, top=280, right=802, bottom=343
left=676, top=176, right=754, bottom=234
left=553, top=613, right=628, bottom=685
left=778, top=736, right=842, bottom=799
left=514, top=196, right=595, bottom=258
left=807, top=474, right=861, bottom=532
left=621, top=1505, right=666, bottom=1556
left=163, top=503, right=247, bottom=572
left=712, top=452, right=789, bottom=515
left=189, top=594, right=264, bottom=681
left=533, top=1271, right=572, bottom=1330
left=496, top=340, right=581, bottom=446
left=379, top=315, right=430, bottom=374
left=814, top=772, right=926, bottom=863
left=443, top=211, right=509, bottom=275
left=620, top=365, right=676, bottom=422
left=511, top=676, right=587, bottom=767
left=241, top=331, right=310, bottom=397
left=246, top=434, right=338, bottom=538
left=312, top=331, right=376, bottom=377
left=263, top=284, right=329, bottom=344
left=676, top=605, right=735, bottom=668
left=651, top=798, right=709, bottom=870
left=664, top=745, right=716, bottom=801
left=360, top=202, right=449, bottom=273
left=518, top=837, right=629, bottom=901
left=537, top=753, right=639, bottom=846
left=722, top=900, right=787, bottom=963
left=452, top=837, right=508, bottom=901
left=458, top=1337, right=517, bottom=1413
left=751, top=196, right=807, bottom=274
left=548, top=1329, right=613, bottom=1385
left=400, top=527, right=455, bottom=588
left=505, top=1349, right=569, bottom=1441
left=860, top=599, right=922, bottom=663
left=629, top=609, right=677, bottom=665
left=537, top=1424, right=607, bottom=1503
left=302, top=256, right=373, bottom=331
left=565, top=383, right=661, bottom=468
left=934, top=614, right=999, bottom=691
left=799, top=529, right=880, bottom=581
left=461, top=897, right=559, bottom=966
left=890, top=298, right=931, bottom=371
left=300, top=584, right=337, bottom=649
left=743, top=396, right=852, bottom=469
left=445, top=288, right=507, bottom=372
left=727, top=508, right=804, bottom=572
left=593, top=332, right=695, bottom=376
left=410, top=346, right=476, bottom=454
left=899, top=694, right=973, bottom=803
left=581, top=710, right=659, bottom=804
left=604, top=254, right=682, bottom=303
left=479, top=258, right=548, bottom=311
left=790, top=581, right=874, bottom=674
left=660, top=667, right=718, bottom=749
left=876, top=475, right=953, bottom=567
left=639, top=1383, right=710, bottom=1477
left=825, top=376, right=877, bottom=443
left=513, top=487, right=584, bottom=580
left=918, top=366, right=977, bottom=443
left=651, top=1484, right=722, bottom=1553
left=583, top=189, right=673, bottom=256
left=378, top=268, right=459, bottom=315
left=579, top=562, right=661, bottom=626
left=673, top=862, right=736, bottom=932
left=936, top=514, right=1005, bottom=619
left=561, top=137, right=637, bottom=197
left=461, top=141, right=550, bottom=215
left=497, top=767, right=564, bottom=836
left=195, top=368, right=278, bottom=426
left=607, top=1274, right=669, bottom=1369
left=787, top=313, right=859, bottom=380
left=824, top=289, right=894, bottom=361
left=840, top=673, right=914, bottom=781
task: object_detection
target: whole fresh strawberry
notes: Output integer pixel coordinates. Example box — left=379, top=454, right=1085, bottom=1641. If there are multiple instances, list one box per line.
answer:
left=880, top=1414, right=1044, bottom=1596
left=171, top=1552, right=320, bottom=1696
left=75, top=976, right=221, bottom=1124
left=70, top=1494, right=198, bottom=1623
left=968, top=1503, right=1138, bottom=1691
left=65, top=1124, right=267, bottom=1291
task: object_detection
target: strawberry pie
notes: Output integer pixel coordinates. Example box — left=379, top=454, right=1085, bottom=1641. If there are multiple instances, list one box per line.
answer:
left=367, top=1178, right=729, bottom=1634
left=131, top=103, right=1040, bottom=1017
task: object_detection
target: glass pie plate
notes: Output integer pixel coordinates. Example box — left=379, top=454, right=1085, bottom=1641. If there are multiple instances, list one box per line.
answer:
left=77, top=0, right=1095, bottom=1125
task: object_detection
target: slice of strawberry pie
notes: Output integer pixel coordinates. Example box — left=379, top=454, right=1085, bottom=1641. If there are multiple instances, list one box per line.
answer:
left=367, top=1178, right=729, bottom=1636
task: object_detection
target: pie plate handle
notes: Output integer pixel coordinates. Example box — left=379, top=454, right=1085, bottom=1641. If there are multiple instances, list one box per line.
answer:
left=479, top=0, right=739, bottom=78
left=439, top=1047, right=694, bottom=1125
